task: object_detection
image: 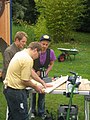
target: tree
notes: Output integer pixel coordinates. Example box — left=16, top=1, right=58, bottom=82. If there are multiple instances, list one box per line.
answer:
left=24, top=0, right=39, bottom=24
left=12, top=0, right=28, bottom=20
left=12, top=0, right=38, bottom=24
left=77, top=0, right=90, bottom=32
left=34, top=0, right=87, bottom=42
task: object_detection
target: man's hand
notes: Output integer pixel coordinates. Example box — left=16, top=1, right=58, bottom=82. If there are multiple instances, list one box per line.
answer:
left=42, top=81, right=47, bottom=88
left=35, top=82, right=53, bottom=93
left=36, top=71, right=40, bottom=77
left=46, top=83, right=53, bottom=87
left=35, top=85, right=45, bottom=93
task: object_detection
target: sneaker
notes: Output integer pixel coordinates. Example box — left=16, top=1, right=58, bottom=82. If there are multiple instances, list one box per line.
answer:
left=41, top=114, right=46, bottom=120
left=31, top=113, right=35, bottom=118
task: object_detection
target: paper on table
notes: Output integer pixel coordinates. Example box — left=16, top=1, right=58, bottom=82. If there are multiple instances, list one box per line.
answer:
left=26, top=76, right=68, bottom=93
left=44, top=76, right=68, bottom=93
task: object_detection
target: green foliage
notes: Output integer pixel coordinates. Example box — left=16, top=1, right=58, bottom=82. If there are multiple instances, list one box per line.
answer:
left=70, top=32, right=90, bottom=42
left=12, top=22, right=35, bottom=45
left=77, top=0, right=90, bottom=32
left=12, top=0, right=38, bottom=24
left=24, top=0, right=39, bottom=24
left=34, top=15, right=48, bottom=41
left=35, top=0, right=87, bottom=43
left=0, top=53, right=3, bottom=68
left=0, top=84, right=6, bottom=120
left=12, top=1, right=27, bottom=20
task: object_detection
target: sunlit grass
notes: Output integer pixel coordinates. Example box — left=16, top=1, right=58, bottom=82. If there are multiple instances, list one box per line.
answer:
left=0, top=30, right=90, bottom=120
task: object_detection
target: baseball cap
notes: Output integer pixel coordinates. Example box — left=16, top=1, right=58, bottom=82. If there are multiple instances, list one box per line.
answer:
left=40, top=35, right=51, bottom=42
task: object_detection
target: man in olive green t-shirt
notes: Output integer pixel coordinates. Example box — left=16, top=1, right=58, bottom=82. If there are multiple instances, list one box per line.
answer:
left=2, top=31, right=28, bottom=81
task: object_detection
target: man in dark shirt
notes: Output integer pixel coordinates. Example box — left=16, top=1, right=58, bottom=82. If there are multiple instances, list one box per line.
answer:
left=31, top=35, right=56, bottom=119
left=2, top=31, right=28, bottom=80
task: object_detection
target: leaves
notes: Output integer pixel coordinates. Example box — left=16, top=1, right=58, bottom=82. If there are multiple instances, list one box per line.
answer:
left=34, top=0, right=87, bottom=42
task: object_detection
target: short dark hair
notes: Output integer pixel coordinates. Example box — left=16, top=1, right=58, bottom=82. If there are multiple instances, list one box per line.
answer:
left=28, top=42, right=42, bottom=52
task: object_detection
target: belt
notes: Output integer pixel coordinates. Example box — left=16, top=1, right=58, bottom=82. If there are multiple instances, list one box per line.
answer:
left=6, top=86, right=25, bottom=91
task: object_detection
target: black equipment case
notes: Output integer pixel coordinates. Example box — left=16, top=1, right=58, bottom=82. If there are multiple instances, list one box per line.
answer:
left=57, top=105, right=78, bottom=120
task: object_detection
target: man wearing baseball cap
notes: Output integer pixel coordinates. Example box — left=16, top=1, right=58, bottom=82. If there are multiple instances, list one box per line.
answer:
left=31, top=35, right=56, bottom=119
left=40, top=34, right=51, bottom=41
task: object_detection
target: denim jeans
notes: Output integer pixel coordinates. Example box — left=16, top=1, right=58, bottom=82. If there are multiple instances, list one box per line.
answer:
left=3, top=87, right=29, bottom=120
left=32, top=93, right=45, bottom=116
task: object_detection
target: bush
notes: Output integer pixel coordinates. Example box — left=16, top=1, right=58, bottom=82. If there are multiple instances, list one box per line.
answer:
left=12, top=21, right=35, bottom=45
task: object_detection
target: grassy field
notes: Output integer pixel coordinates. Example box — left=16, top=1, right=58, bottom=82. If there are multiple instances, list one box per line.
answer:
left=0, top=32, right=90, bottom=120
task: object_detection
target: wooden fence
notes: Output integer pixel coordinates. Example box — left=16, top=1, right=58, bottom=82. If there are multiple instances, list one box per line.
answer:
left=0, top=0, right=11, bottom=45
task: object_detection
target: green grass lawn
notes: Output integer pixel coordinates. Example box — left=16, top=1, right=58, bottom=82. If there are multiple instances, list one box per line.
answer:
left=46, top=41, right=90, bottom=120
left=0, top=32, right=90, bottom=120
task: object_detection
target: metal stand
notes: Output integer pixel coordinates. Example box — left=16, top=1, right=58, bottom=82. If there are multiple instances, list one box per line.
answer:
left=6, top=107, right=8, bottom=120
left=85, top=95, right=90, bottom=120
left=28, top=92, right=32, bottom=120
left=27, top=88, right=33, bottom=120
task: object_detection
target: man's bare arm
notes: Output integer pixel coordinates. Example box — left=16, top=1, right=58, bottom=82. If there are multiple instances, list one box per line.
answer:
left=21, top=79, right=44, bottom=93
left=31, top=69, right=46, bottom=88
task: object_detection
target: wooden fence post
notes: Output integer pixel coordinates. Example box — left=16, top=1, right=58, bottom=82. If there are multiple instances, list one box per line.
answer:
left=0, top=0, right=12, bottom=45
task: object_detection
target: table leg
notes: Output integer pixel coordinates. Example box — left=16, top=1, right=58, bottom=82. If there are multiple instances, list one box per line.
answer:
left=28, top=89, right=33, bottom=120
left=84, top=95, right=90, bottom=120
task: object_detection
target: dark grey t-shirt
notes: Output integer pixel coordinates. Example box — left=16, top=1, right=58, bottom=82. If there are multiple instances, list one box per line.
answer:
left=2, top=43, right=20, bottom=80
